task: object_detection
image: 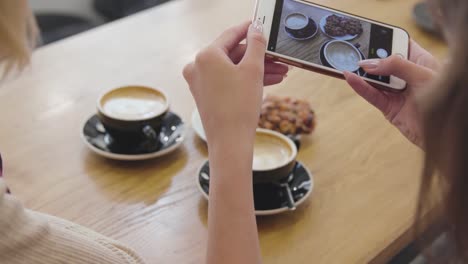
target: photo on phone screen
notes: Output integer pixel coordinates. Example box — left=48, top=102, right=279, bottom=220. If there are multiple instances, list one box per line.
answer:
left=267, top=0, right=394, bottom=83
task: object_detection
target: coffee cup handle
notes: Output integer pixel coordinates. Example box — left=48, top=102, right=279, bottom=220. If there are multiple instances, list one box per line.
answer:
left=142, top=125, right=158, bottom=142
left=287, top=135, right=301, bottom=150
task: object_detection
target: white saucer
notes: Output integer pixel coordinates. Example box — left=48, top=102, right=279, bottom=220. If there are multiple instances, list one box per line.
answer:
left=191, top=109, right=206, bottom=142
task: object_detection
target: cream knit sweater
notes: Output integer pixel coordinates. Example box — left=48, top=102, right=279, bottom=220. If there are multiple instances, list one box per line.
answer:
left=0, top=179, right=146, bottom=264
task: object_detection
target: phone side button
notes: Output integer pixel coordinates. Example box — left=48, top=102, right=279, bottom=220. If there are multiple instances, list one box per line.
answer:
left=277, top=58, right=288, bottom=63
left=277, top=58, right=302, bottom=68
left=290, top=62, right=302, bottom=68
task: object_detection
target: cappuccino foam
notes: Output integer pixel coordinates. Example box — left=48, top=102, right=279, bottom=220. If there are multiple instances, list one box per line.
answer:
left=253, top=133, right=293, bottom=171
left=326, top=42, right=360, bottom=72
left=286, top=14, right=308, bottom=30
left=101, top=87, right=167, bottom=120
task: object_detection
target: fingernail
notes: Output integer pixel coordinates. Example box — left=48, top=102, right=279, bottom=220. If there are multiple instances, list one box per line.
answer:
left=252, top=20, right=263, bottom=33
left=343, top=71, right=356, bottom=78
left=358, top=59, right=380, bottom=69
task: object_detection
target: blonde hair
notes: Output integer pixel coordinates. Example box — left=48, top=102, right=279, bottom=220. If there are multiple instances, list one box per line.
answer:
left=0, top=0, right=38, bottom=75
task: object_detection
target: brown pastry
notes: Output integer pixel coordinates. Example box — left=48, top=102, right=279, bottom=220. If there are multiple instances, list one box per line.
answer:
left=324, top=14, right=363, bottom=37
left=258, top=95, right=316, bottom=136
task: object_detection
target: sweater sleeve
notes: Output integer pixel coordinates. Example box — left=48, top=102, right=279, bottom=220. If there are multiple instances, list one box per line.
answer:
left=0, top=179, right=146, bottom=264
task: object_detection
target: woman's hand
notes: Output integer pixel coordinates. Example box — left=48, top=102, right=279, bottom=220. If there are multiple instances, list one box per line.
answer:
left=183, top=21, right=288, bottom=147
left=183, top=21, right=285, bottom=264
left=344, top=40, right=439, bottom=147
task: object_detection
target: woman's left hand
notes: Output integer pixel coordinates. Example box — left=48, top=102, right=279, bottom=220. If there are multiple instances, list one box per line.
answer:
left=344, top=40, right=438, bottom=148
left=183, top=20, right=288, bottom=146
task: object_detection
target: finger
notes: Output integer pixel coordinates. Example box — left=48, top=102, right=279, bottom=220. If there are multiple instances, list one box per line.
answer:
left=241, top=20, right=267, bottom=68
left=230, top=46, right=289, bottom=75
left=182, top=62, right=195, bottom=83
left=264, top=74, right=285, bottom=86
left=343, top=71, right=390, bottom=114
left=229, top=44, right=247, bottom=64
left=409, top=39, right=429, bottom=63
left=264, top=61, right=289, bottom=75
left=409, top=39, right=440, bottom=71
left=358, top=55, right=434, bottom=84
left=213, top=21, right=250, bottom=54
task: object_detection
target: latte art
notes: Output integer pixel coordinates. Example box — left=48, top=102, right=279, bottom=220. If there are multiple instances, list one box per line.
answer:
left=103, top=97, right=165, bottom=119
left=285, top=14, right=308, bottom=30
left=325, top=41, right=360, bottom=72
left=253, top=133, right=293, bottom=171
left=101, top=87, right=167, bottom=120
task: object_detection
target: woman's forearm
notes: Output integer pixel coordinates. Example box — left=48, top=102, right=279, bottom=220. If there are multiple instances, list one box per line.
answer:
left=183, top=21, right=275, bottom=264
left=206, top=137, right=262, bottom=264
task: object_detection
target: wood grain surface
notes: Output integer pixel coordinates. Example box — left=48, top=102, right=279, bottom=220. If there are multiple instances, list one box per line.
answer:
left=0, top=0, right=446, bottom=263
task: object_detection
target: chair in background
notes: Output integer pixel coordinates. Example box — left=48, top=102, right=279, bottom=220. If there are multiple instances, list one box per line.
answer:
left=35, top=14, right=95, bottom=45
left=93, top=0, right=172, bottom=21
left=412, top=2, right=441, bottom=37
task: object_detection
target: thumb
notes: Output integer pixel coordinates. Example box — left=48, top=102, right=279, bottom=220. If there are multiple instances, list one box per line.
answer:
left=241, top=20, right=267, bottom=68
left=359, top=55, right=434, bottom=84
left=343, top=71, right=391, bottom=114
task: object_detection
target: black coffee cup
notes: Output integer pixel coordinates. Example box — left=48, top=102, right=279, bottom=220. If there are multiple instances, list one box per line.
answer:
left=97, top=85, right=169, bottom=148
left=284, top=13, right=317, bottom=39
left=252, top=129, right=298, bottom=183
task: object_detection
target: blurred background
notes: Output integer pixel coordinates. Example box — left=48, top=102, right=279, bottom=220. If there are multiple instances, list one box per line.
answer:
left=30, top=0, right=440, bottom=47
left=30, top=0, right=173, bottom=45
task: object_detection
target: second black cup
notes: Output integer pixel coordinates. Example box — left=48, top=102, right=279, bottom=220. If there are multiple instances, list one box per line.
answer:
left=253, top=129, right=298, bottom=183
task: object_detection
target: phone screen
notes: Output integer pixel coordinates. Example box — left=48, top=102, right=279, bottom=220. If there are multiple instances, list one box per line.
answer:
left=268, top=0, right=394, bottom=83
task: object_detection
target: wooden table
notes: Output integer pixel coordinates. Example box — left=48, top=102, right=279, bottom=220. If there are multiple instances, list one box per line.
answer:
left=0, top=0, right=446, bottom=263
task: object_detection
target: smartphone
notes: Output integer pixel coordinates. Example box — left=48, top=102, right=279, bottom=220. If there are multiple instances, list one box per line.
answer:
left=253, top=0, right=410, bottom=90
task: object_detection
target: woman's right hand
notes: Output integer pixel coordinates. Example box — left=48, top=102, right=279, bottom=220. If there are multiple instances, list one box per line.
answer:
left=344, top=40, right=439, bottom=148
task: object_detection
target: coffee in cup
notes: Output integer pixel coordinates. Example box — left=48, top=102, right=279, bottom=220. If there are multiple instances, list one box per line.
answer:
left=284, top=13, right=317, bottom=39
left=324, top=40, right=361, bottom=72
left=100, top=87, right=167, bottom=120
left=285, top=13, right=309, bottom=30
left=97, top=85, right=169, bottom=148
left=252, top=129, right=297, bottom=183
